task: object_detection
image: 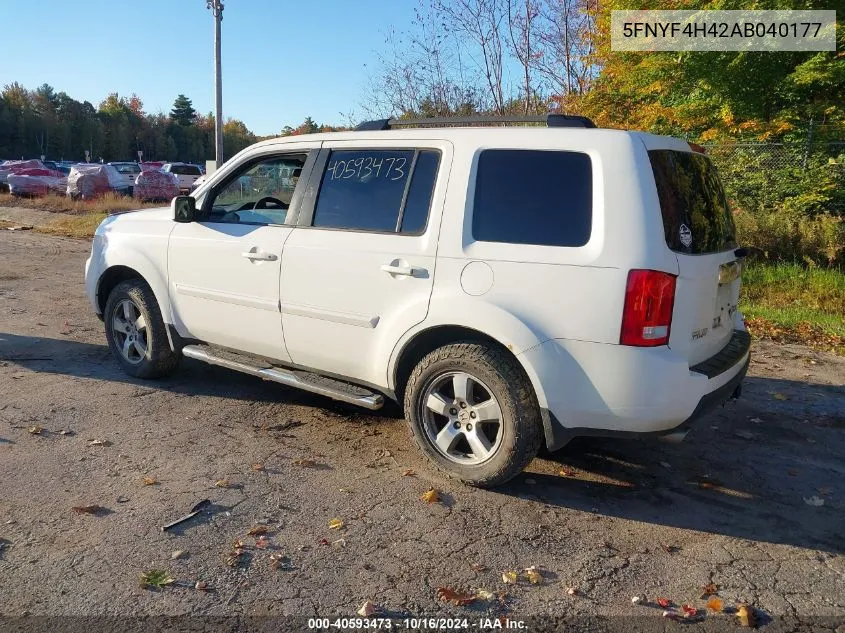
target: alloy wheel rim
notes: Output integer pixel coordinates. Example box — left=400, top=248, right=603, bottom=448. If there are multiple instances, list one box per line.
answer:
left=111, top=299, right=148, bottom=365
left=419, top=371, right=503, bottom=465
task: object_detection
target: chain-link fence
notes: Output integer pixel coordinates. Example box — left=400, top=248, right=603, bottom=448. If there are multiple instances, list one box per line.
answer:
left=706, top=140, right=845, bottom=215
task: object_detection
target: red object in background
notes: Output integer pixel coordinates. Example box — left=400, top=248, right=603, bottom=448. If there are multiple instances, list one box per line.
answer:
left=134, top=169, right=179, bottom=201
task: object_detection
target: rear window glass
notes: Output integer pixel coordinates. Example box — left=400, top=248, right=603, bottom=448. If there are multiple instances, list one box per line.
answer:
left=171, top=165, right=202, bottom=175
left=472, top=149, right=592, bottom=247
left=648, top=150, right=736, bottom=254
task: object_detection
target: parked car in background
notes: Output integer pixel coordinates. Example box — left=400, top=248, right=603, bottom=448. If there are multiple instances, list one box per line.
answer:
left=108, top=162, right=142, bottom=193
left=67, top=163, right=125, bottom=200
left=133, top=169, right=180, bottom=202
left=0, top=159, right=46, bottom=192
left=162, top=162, right=203, bottom=193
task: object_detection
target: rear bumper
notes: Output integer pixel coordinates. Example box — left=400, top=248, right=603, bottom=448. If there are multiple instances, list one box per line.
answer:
left=520, top=329, right=751, bottom=450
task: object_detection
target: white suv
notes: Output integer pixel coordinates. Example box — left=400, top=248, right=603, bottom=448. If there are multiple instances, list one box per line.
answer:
left=85, top=115, right=750, bottom=487
left=162, top=162, right=203, bottom=193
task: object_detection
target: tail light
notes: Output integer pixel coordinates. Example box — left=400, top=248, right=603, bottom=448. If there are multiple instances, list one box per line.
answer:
left=620, top=269, right=676, bottom=347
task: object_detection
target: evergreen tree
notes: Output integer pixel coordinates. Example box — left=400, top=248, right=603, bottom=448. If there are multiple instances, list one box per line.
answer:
left=170, top=94, right=197, bottom=126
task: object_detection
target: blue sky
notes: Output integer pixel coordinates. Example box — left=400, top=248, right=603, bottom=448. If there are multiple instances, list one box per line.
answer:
left=1, top=0, right=416, bottom=135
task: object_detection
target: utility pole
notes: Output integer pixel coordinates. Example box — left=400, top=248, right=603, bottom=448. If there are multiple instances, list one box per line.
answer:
left=207, top=0, right=224, bottom=168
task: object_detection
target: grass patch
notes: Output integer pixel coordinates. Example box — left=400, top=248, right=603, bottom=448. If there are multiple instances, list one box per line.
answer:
left=741, top=262, right=845, bottom=353
left=37, top=212, right=108, bottom=239
left=0, top=192, right=159, bottom=216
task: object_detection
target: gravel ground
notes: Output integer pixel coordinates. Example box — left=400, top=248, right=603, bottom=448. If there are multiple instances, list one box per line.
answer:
left=1, top=219, right=843, bottom=630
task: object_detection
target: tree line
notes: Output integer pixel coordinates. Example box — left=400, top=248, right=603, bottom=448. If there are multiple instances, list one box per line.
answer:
left=0, top=85, right=258, bottom=163
left=364, top=0, right=843, bottom=143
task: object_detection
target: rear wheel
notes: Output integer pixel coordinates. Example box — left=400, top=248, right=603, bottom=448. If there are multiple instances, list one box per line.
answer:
left=404, top=341, right=542, bottom=487
left=104, top=279, right=180, bottom=379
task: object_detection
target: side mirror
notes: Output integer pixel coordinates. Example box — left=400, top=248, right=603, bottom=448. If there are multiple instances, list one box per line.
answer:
left=172, top=196, right=196, bottom=223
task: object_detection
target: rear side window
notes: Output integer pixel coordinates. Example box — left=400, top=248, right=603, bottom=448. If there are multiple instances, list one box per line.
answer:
left=172, top=164, right=202, bottom=176
left=648, top=150, right=736, bottom=254
left=472, top=149, right=592, bottom=247
left=313, top=149, right=440, bottom=233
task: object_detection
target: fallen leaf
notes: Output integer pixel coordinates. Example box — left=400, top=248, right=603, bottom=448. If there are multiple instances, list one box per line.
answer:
left=88, top=439, right=111, bottom=447
left=251, top=463, right=264, bottom=471
left=142, top=477, right=158, bottom=486
left=139, top=569, right=174, bottom=589
left=71, top=505, right=103, bottom=515
left=232, top=538, right=245, bottom=549
left=402, top=468, right=416, bottom=477
left=318, top=538, right=330, bottom=546
left=682, top=605, right=699, bottom=618
left=435, top=587, right=476, bottom=606
left=701, top=582, right=719, bottom=597
left=476, top=589, right=496, bottom=601
left=470, top=563, right=487, bottom=572
left=247, top=526, right=269, bottom=536
left=254, top=536, right=270, bottom=549
left=269, top=552, right=287, bottom=569
left=558, top=468, right=576, bottom=477
left=502, top=571, right=518, bottom=584
left=707, top=597, right=724, bottom=612
left=225, top=548, right=246, bottom=567
left=523, top=566, right=543, bottom=585
left=195, top=580, right=209, bottom=591
left=27, top=426, right=43, bottom=435
left=804, top=495, right=825, bottom=507
left=328, top=518, right=345, bottom=530
left=357, top=600, right=378, bottom=617
left=737, top=604, right=756, bottom=627
left=332, top=538, right=346, bottom=548
left=293, top=459, right=317, bottom=468
left=420, top=488, right=440, bottom=503
left=566, top=587, right=577, bottom=596
left=773, top=392, right=788, bottom=401
left=171, top=550, right=186, bottom=560
left=215, top=478, right=230, bottom=488
left=656, top=598, right=672, bottom=608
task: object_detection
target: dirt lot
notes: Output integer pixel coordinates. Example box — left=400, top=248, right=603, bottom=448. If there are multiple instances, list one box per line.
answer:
left=1, top=212, right=844, bottom=630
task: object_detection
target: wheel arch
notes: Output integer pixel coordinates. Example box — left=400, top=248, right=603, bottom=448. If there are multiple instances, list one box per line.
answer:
left=391, top=324, right=549, bottom=413
left=97, top=263, right=175, bottom=351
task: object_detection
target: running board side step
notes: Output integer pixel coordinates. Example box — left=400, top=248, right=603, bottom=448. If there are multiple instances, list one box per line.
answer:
left=181, top=344, right=384, bottom=410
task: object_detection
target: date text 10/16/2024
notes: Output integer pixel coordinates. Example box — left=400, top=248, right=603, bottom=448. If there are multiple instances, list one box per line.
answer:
left=307, top=617, right=528, bottom=630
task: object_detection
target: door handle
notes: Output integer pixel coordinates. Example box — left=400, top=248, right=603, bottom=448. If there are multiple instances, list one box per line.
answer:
left=381, top=263, right=415, bottom=276
left=241, top=251, right=278, bottom=261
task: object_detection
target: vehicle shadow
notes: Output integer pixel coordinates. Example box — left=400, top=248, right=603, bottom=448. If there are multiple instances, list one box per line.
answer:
left=0, top=332, right=398, bottom=421
left=499, top=374, right=844, bottom=554
left=4, top=332, right=842, bottom=553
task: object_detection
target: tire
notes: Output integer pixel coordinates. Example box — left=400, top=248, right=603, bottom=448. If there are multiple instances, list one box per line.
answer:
left=404, top=341, right=543, bottom=487
left=103, top=279, right=180, bottom=379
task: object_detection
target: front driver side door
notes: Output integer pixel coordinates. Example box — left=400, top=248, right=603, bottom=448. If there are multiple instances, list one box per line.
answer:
left=168, top=146, right=318, bottom=361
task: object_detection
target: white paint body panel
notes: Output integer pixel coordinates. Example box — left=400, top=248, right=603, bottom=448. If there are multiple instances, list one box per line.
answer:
left=85, top=127, right=747, bottom=437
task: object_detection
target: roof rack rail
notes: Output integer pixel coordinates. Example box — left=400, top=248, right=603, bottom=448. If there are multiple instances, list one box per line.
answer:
left=354, top=114, right=596, bottom=131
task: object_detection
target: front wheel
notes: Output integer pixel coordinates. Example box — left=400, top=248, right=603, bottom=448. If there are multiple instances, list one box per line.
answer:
left=404, top=341, right=543, bottom=487
left=104, top=279, right=180, bottom=379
